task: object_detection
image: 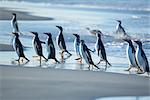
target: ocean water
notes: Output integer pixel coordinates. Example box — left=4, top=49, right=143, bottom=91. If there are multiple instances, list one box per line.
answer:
left=0, top=0, right=149, bottom=73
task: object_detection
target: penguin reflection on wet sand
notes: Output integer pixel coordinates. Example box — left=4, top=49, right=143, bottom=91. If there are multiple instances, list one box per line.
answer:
left=12, top=32, right=29, bottom=64
left=95, top=32, right=111, bottom=70
left=79, top=40, right=100, bottom=70
left=134, top=40, right=149, bottom=75
left=44, top=33, right=60, bottom=63
left=73, top=33, right=82, bottom=63
left=31, top=32, right=47, bottom=66
left=56, top=26, right=72, bottom=61
left=123, top=39, right=142, bottom=72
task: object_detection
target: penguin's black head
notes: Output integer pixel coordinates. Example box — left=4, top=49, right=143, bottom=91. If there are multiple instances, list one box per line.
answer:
left=96, top=31, right=103, bottom=38
left=134, top=40, right=142, bottom=46
left=80, top=40, right=84, bottom=44
left=116, top=20, right=121, bottom=24
left=30, top=31, right=38, bottom=36
left=56, top=26, right=63, bottom=31
left=12, top=32, right=19, bottom=37
left=73, top=34, right=79, bottom=38
left=12, top=13, right=16, bottom=16
left=44, top=33, right=52, bottom=37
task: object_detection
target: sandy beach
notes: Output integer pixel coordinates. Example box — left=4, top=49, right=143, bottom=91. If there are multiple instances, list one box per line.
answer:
left=0, top=1, right=150, bottom=100
left=0, top=65, right=149, bottom=100
left=0, top=7, right=53, bottom=20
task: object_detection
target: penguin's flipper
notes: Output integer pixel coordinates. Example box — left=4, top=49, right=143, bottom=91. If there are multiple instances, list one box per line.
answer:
left=88, top=49, right=95, bottom=53
left=40, top=41, right=46, bottom=44
left=75, top=58, right=81, bottom=60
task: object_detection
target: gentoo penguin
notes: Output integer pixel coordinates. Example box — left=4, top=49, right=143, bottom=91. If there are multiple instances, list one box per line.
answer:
left=95, top=32, right=111, bottom=70
left=12, top=32, right=29, bottom=64
left=134, top=40, right=149, bottom=75
left=11, top=13, right=21, bottom=35
left=116, top=20, right=129, bottom=39
left=44, top=33, right=59, bottom=63
left=56, top=26, right=72, bottom=60
left=123, top=39, right=142, bottom=71
left=86, top=27, right=102, bottom=36
left=31, top=32, right=47, bottom=66
left=79, top=40, right=99, bottom=70
left=73, top=33, right=82, bottom=63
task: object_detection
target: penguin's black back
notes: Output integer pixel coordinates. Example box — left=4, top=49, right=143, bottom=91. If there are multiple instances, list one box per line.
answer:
left=98, top=38, right=107, bottom=60
left=34, top=36, right=43, bottom=56
left=141, top=48, right=149, bottom=72
left=58, top=33, right=66, bottom=50
left=83, top=43, right=94, bottom=65
left=15, top=37, right=25, bottom=57
left=47, top=36, right=56, bottom=59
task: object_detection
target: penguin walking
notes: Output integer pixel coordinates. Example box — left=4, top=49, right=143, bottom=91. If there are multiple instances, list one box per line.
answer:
left=31, top=32, right=47, bottom=66
left=11, top=13, right=22, bottom=35
left=134, top=40, right=149, bottom=75
left=79, top=40, right=99, bottom=70
left=56, top=26, right=72, bottom=61
left=44, top=33, right=59, bottom=63
left=95, top=32, right=111, bottom=70
left=73, top=33, right=82, bottom=63
left=116, top=20, right=129, bottom=39
left=123, top=39, right=142, bottom=72
left=12, top=32, right=29, bottom=64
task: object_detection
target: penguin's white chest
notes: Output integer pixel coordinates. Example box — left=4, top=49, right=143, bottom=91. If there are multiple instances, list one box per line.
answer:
left=95, top=39, right=99, bottom=54
left=12, top=37, right=16, bottom=51
left=46, top=38, right=50, bottom=53
left=74, top=39, right=80, bottom=55
left=126, top=45, right=136, bottom=67
left=79, top=44, right=89, bottom=64
left=32, top=37, right=36, bottom=51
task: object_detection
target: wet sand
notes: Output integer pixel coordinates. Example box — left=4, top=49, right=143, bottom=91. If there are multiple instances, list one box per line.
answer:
left=0, top=65, right=149, bottom=100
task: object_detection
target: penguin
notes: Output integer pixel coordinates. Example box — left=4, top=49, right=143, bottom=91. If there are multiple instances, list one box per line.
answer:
left=123, top=39, right=142, bottom=71
left=12, top=32, right=29, bottom=64
left=86, top=27, right=102, bottom=36
left=79, top=40, right=99, bottom=70
left=11, top=13, right=21, bottom=35
left=56, top=26, right=72, bottom=60
left=31, top=32, right=47, bottom=66
left=116, top=20, right=129, bottom=39
left=95, top=32, right=111, bottom=70
left=73, top=33, right=82, bottom=63
left=44, top=32, right=59, bottom=63
left=134, top=40, right=149, bottom=75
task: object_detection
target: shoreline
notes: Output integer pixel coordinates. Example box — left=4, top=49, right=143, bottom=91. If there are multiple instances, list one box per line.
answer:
left=0, top=43, right=14, bottom=51
left=0, top=7, right=54, bottom=20
left=0, top=64, right=149, bottom=100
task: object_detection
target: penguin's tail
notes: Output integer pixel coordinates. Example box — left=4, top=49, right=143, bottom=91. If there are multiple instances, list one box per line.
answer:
left=107, top=60, right=112, bottom=66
